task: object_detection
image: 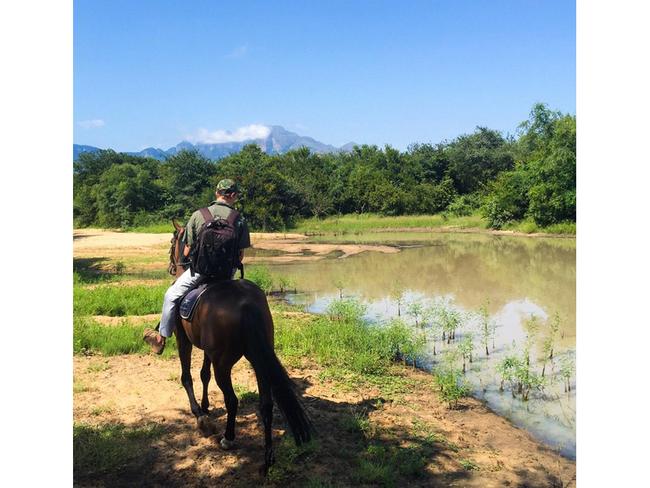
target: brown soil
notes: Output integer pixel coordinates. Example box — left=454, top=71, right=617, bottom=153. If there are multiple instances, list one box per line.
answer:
left=91, top=314, right=160, bottom=326
left=74, top=350, right=575, bottom=487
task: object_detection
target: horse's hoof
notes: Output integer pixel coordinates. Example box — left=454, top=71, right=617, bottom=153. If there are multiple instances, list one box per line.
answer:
left=220, top=437, right=235, bottom=450
left=197, top=415, right=214, bottom=437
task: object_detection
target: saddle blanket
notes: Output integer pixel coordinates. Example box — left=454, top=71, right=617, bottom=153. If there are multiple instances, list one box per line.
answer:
left=179, top=284, right=210, bottom=320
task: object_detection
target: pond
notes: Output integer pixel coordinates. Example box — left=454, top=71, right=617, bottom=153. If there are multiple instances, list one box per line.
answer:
left=252, top=231, right=576, bottom=458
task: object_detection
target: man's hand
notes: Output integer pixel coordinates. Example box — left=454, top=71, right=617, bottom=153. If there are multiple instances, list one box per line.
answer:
left=184, top=245, right=191, bottom=257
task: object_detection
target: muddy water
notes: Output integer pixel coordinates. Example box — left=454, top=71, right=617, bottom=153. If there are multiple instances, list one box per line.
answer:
left=253, top=232, right=576, bottom=458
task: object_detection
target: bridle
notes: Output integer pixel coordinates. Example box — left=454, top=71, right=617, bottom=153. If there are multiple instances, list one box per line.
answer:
left=168, top=227, right=186, bottom=277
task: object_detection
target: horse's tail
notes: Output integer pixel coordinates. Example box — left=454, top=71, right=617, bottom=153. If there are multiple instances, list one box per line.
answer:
left=242, top=303, right=312, bottom=445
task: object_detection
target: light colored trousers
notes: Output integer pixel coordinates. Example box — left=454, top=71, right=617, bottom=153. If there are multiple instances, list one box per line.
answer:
left=159, top=269, right=206, bottom=337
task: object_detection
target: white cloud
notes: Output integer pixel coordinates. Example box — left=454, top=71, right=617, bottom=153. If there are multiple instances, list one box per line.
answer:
left=78, top=119, right=105, bottom=129
left=225, top=44, right=248, bottom=59
left=188, top=124, right=271, bottom=144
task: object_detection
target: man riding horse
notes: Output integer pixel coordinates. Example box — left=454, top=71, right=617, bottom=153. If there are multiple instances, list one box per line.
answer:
left=143, top=178, right=251, bottom=353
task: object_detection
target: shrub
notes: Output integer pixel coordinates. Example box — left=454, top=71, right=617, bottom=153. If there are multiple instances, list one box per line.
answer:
left=447, top=193, right=481, bottom=217
left=246, top=265, right=274, bottom=294
left=326, top=298, right=367, bottom=323
left=434, top=368, right=469, bottom=409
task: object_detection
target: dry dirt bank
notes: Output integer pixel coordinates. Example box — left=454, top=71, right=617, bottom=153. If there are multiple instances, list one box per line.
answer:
left=73, top=229, right=399, bottom=263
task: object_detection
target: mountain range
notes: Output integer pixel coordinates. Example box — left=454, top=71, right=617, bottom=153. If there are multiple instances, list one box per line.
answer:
left=73, top=125, right=357, bottom=161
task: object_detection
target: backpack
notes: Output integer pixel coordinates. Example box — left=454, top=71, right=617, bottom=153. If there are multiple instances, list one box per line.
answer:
left=189, top=207, right=241, bottom=279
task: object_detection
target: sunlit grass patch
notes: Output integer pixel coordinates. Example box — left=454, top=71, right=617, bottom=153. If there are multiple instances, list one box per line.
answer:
left=74, top=282, right=168, bottom=316
left=233, top=384, right=259, bottom=405
left=73, top=381, right=96, bottom=393
left=274, top=302, right=425, bottom=380
left=293, top=213, right=487, bottom=234
left=74, top=316, right=177, bottom=358
left=124, top=221, right=177, bottom=233
left=460, top=458, right=480, bottom=471
left=73, top=422, right=165, bottom=480
left=90, top=404, right=116, bottom=416
left=87, top=360, right=111, bottom=373
left=504, top=218, right=576, bottom=235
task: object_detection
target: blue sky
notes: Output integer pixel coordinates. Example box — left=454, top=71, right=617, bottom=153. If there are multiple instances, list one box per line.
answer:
left=74, top=0, right=575, bottom=151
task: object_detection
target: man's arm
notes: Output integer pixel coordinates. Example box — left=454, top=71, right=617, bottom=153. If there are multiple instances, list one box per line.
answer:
left=184, top=211, right=200, bottom=256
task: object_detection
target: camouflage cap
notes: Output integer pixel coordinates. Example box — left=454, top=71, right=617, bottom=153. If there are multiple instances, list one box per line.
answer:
left=216, top=179, right=239, bottom=193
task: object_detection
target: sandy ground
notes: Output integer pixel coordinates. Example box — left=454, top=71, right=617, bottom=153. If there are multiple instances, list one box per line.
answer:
left=73, top=345, right=575, bottom=487
left=73, top=229, right=399, bottom=263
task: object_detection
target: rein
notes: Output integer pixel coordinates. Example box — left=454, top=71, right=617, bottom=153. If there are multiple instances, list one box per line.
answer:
left=168, top=228, right=186, bottom=277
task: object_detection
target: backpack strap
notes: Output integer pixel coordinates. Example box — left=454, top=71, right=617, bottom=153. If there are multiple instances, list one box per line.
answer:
left=226, top=208, right=240, bottom=226
left=199, top=207, right=214, bottom=223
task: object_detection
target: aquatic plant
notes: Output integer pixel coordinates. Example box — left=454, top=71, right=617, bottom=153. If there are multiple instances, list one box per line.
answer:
left=523, top=314, right=541, bottom=366
left=496, top=354, right=521, bottom=393
left=496, top=348, right=544, bottom=401
left=441, top=307, right=461, bottom=344
left=278, top=276, right=296, bottom=293
left=333, top=279, right=345, bottom=299
left=326, top=297, right=368, bottom=323
left=541, top=313, right=561, bottom=377
left=384, top=318, right=427, bottom=367
left=476, top=301, right=495, bottom=357
left=458, top=333, right=475, bottom=374
left=560, top=354, right=574, bottom=393
left=390, top=283, right=405, bottom=317
left=433, top=349, right=469, bottom=408
left=406, top=301, right=425, bottom=328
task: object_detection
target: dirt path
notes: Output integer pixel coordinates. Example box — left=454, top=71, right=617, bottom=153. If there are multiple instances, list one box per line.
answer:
left=74, top=349, right=575, bottom=487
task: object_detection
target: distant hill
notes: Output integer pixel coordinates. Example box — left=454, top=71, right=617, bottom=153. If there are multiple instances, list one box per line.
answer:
left=73, top=126, right=357, bottom=161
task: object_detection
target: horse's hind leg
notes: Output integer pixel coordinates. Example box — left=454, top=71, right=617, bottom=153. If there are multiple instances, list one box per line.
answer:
left=214, top=359, right=238, bottom=448
left=175, top=326, right=203, bottom=419
left=200, top=352, right=211, bottom=414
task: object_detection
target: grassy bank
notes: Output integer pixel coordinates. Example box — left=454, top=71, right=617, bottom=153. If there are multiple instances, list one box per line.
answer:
left=292, top=213, right=575, bottom=236
left=77, top=212, right=575, bottom=236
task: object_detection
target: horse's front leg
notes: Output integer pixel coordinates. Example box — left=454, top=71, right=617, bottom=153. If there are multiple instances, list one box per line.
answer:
left=175, top=326, right=205, bottom=420
left=200, top=352, right=212, bottom=414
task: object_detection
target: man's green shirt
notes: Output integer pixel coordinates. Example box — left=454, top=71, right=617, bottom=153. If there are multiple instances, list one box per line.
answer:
left=184, top=201, right=251, bottom=249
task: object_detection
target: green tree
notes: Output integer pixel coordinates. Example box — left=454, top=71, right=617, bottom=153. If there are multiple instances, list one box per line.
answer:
left=526, top=115, right=576, bottom=226
left=160, top=150, right=216, bottom=218
left=94, top=163, right=161, bottom=227
left=447, top=127, right=514, bottom=195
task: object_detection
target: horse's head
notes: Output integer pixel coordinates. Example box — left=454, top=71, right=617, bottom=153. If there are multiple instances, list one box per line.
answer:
left=168, top=219, right=186, bottom=277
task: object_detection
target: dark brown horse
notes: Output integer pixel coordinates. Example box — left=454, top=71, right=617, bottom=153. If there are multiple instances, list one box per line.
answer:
left=167, top=221, right=311, bottom=473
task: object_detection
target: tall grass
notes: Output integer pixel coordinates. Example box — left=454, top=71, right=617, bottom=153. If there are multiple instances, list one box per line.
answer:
left=292, top=213, right=487, bottom=234
left=74, top=283, right=168, bottom=316
left=275, top=300, right=425, bottom=377
left=74, top=316, right=177, bottom=357
left=504, top=218, right=576, bottom=235
left=125, top=221, right=176, bottom=233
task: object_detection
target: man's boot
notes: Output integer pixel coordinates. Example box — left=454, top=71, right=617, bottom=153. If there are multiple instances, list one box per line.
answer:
left=143, top=326, right=166, bottom=354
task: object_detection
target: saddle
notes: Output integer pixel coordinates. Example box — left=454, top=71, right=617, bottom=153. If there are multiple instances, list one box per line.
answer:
left=178, top=267, right=245, bottom=321
left=179, top=284, right=211, bottom=321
